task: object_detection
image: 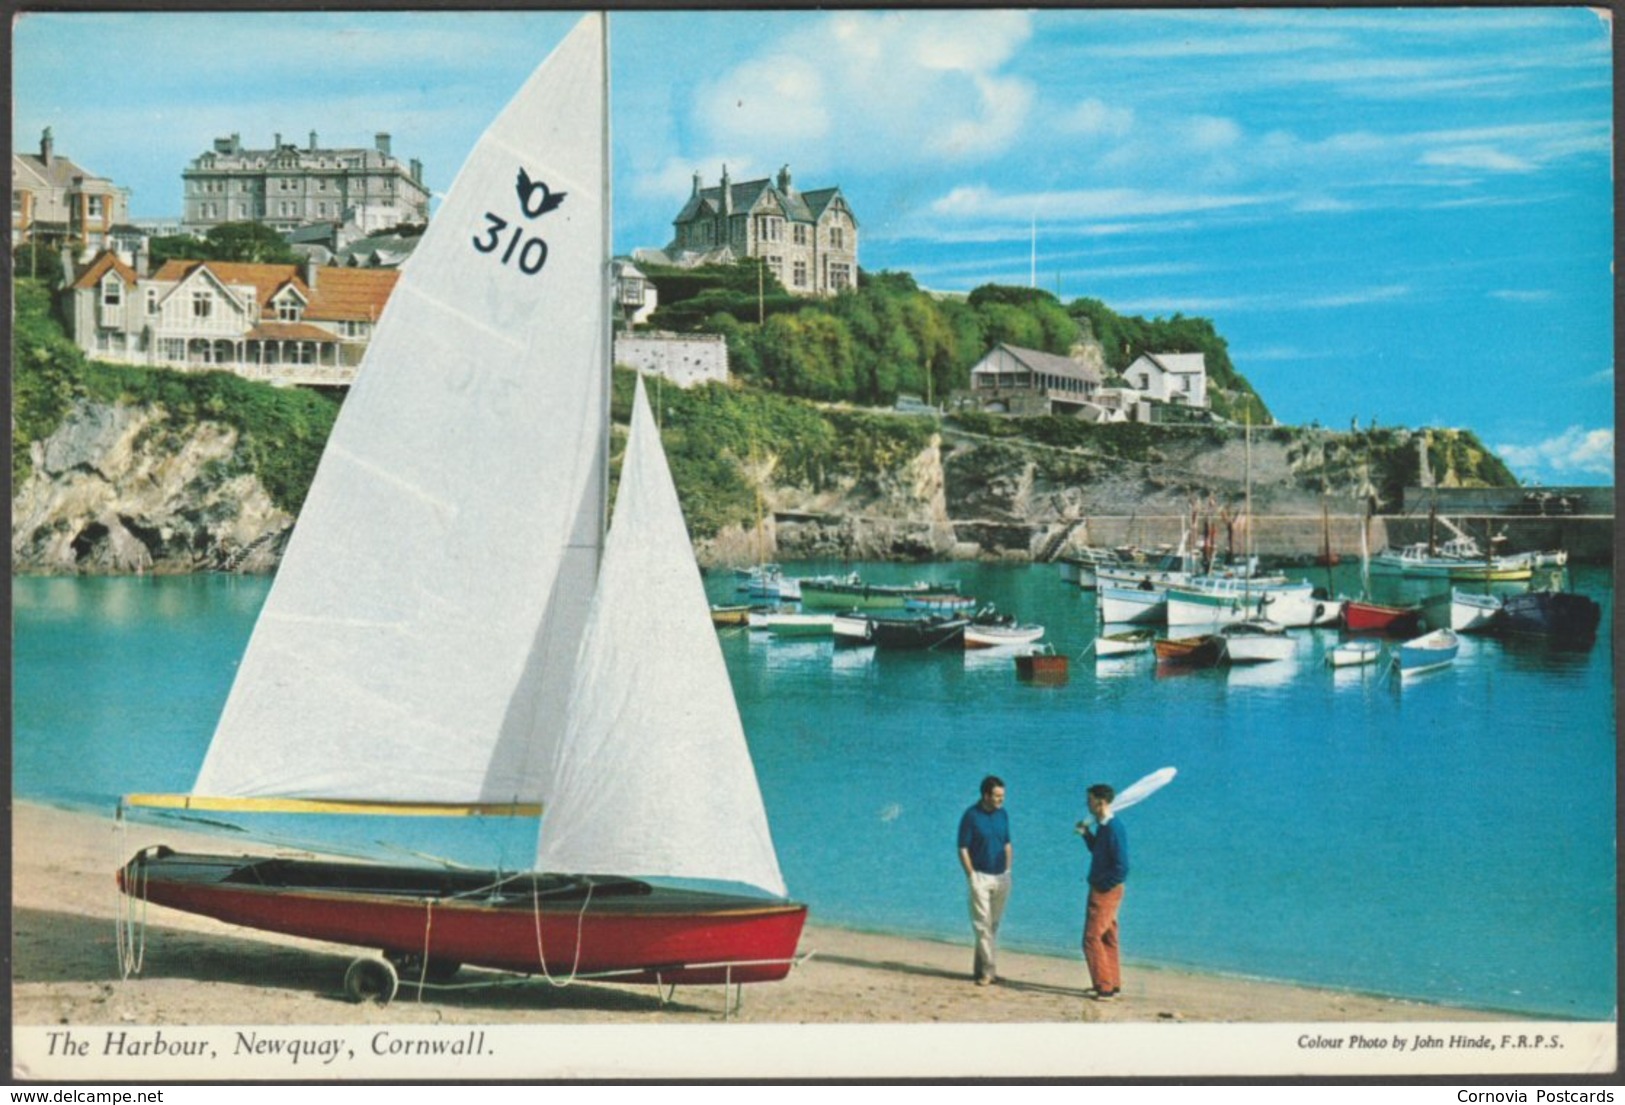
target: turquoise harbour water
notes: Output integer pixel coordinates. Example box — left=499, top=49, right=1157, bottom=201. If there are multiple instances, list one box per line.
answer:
left=11, top=564, right=1617, bottom=1020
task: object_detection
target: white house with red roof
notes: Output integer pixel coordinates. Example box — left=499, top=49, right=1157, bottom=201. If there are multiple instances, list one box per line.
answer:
left=65, top=252, right=398, bottom=386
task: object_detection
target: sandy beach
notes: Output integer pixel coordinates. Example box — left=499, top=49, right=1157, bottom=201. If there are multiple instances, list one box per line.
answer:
left=13, top=800, right=1514, bottom=1030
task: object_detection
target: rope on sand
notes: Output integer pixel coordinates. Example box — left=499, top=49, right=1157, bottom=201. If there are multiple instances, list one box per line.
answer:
left=113, top=806, right=149, bottom=979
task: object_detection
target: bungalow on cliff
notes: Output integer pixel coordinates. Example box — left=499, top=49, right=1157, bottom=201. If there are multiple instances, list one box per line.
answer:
left=65, top=251, right=397, bottom=386
left=962, top=342, right=1105, bottom=417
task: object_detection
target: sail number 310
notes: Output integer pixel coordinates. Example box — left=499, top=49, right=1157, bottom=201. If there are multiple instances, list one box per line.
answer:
left=472, top=214, right=549, bottom=275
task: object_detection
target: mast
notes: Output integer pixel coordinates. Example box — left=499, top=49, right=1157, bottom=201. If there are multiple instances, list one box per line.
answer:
left=1243, top=411, right=1252, bottom=610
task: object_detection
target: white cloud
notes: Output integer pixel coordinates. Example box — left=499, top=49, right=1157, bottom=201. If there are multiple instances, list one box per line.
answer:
left=1420, top=145, right=1537, bottom=173
left=1495, top=427, right=1615, bottom=479
left=691, top=11, right=1035, bottom=169
left=1302, top=285, right=1412, bottom=309
left=696, top=56, right=829, bottom=146
left=928, top=184, right=1268, bottom=224
left=1489, top=289, right=1557, bottom=303
left=1060, top=98, right=1136, bottom=140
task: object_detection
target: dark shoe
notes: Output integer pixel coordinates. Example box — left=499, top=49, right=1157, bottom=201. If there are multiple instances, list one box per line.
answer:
left=975, top=975, right=995, bottom=987
left=1086, top=988, right=1119, bottom=1001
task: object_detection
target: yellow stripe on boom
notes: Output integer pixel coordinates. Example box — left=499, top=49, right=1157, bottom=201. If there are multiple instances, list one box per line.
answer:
left=122, top=794, right=542, bottom=817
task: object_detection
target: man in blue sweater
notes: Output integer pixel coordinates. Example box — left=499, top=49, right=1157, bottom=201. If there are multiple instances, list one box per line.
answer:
left=1076, top=782, right=1128, bottom=1000
left=957, top=775, right=1012, bottom=986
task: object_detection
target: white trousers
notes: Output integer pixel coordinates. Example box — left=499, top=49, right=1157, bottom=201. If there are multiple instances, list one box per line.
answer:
left=967, top=870, right=1012, bottom=981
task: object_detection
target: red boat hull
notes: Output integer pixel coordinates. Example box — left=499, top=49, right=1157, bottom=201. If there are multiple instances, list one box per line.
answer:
left=119, top=849, right=806, bottom=986
left=1343, top=600, right=1422, bottom=635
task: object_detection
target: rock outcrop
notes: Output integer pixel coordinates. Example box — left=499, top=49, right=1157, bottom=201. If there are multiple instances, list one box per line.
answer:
left=11, top=400, right=292, bottom=574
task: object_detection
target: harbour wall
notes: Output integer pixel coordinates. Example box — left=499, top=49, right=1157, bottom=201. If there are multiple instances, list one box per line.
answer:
left=1035, top=512, right=1613, bottom=565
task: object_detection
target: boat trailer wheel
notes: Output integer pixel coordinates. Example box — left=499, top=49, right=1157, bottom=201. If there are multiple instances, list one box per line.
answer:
left=387, top=952, right=462, bottom=985
left=343, top=956, right=400, bottom=1006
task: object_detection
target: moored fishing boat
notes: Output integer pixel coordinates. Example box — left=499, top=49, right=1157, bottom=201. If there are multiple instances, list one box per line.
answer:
left=831, top=610, right=873, bottom=646
left=962, top=608, right=1045, bottom=650
left=869, top=613, right=969, bottom=650
left=1058, top=545, right=1124, bottom=590
left=115, top=18, right=806, bottom=1002
left=1154, top=634, right=1223, bottom=667
left=799, top=576, right=943, bottom=610
left=1499, top=590, right=1602, bottom=643
left=905, top=592, right=977, bottom=614
left=1099, top=581, right=1169, bottom=625
left=1015, top=645, right=1070, bottom=682
left=1449, top=589, right=1503, bottom=634
left=710, top=604, right=753, bottom=628
left=1218, top=619, right=1294, bottom=664
left=1342, top=599, right=1423, bottom=636
left=1392, top=628, right=1460, bottom=677
left=764, top=612, right=837, bottom=638
left=1094, top=629, right=1155, bottom=658
left=736, top=564, right=801, bottom=602
left=1260, top=585, right=1344, bottom=628
left=1327, top=639, right=1383, bottom=668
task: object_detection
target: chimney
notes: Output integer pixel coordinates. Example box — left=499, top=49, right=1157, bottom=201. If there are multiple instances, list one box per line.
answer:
left=40, top=127, right=53, bottom=166
left=720, top=164, right=732, bottom=217
left=692, top=170, right=702, bottom=197
left=777, top=164, right=792, bottom=193
left=375, top=132, right=392, bottom=157
left=303, top=255, right=319, bottom=291
left=410, top=158, right=422, bottom=183
left=274, top=132, right=283, bottom=149
left=136, top=239, right=150, bottom=278
left=309, top=130, right=318, bottom=151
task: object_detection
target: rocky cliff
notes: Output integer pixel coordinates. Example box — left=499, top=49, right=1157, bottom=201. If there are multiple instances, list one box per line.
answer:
left=11, top=397, right=1515, bottom=574
left=697, top=426, right=1381, bottom=565
left=11, top=400, right=291, bottom=574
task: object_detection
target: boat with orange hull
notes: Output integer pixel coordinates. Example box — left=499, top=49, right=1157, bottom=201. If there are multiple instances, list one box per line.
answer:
left=1154, top=634, right=1223, bottom=666
left=119, top=850, right=806, bottom=987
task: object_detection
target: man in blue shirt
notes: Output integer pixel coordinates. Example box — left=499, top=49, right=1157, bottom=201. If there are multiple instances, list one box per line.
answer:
left=957, top=775, right=1012, bottom=986
left=1076, top=782, right=1128, bottom=1000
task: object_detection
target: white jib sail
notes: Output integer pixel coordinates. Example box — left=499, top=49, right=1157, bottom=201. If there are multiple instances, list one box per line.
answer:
left=194, top=16, right=608, bottom=805
left=535, top=377, right=790, bottom=899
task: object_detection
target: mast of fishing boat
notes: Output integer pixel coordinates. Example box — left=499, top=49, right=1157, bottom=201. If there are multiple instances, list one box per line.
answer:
left=1243, top=409, right=1253, bottom=610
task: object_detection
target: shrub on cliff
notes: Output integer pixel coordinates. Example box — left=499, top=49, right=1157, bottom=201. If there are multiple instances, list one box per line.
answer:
left=10, top=276, right=339, bottom=513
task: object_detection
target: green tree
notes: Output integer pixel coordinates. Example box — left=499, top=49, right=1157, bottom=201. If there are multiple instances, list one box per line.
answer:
left=203, top=222, right=299, bottom=264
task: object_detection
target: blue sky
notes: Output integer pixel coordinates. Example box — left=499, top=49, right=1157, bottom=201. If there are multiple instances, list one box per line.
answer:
left=12, top=8, right=1614, bottom=485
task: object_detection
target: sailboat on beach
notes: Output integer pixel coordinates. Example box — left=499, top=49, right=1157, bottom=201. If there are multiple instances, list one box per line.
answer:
left=116, top=16, right=806, bottom=1000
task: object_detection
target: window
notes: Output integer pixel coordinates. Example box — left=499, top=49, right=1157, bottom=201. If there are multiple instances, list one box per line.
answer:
left=793, top=260, right=807, bottom=287
left=794, top=224, right=807, bottom=246
left=829, top=263, right=852, bottom=292
left=1139, top=374, right=1150, bottom=390
left=101, top=278, right=122, bottom=307
left=192, top=290, right=213, bottom=319
left=621, top=278, right=644, bottom=306
left=88, top=195, right=106, bottom=218
left=146, top=289, right=159, bottom=315
left=277, top=298, right=302, bottom=322
left=830, top=226, right=845, bottom=249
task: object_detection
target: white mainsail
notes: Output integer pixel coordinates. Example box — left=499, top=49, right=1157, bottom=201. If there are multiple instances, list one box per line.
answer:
left=193, top=17, right=608, bottom=806
left=536, top=377, right=789, bottom=899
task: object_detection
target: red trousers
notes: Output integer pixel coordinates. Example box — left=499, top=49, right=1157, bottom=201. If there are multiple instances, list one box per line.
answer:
left=1083, top=884, right=1124, bottom=992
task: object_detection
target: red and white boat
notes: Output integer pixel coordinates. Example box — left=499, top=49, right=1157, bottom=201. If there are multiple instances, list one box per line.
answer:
left=116, top=19, right=805, bottom=1004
